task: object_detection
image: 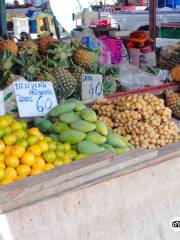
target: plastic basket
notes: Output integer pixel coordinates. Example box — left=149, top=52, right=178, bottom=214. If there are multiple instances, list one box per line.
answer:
left=12, top=18, right=29, bottom=35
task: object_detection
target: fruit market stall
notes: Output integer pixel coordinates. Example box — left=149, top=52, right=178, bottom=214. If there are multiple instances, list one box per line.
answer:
left=0, top=143, right=180, bottom=240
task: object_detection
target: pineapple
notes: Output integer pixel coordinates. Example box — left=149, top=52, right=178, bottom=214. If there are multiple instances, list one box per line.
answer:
left=0, top=50, right=16, bottom=88
left=164, top=89, right=180, bottom=118
left=38, top=35, right=57, bottom=54
left=47, top=42, right=74, bottom=68
left=72, top=47, right=99, bottom=71
left=36, top=70, right=54, bottom=82
left=0, top=39, right=18, bottom=55
left=15, top=50, right=41, bottom=81
left=19, top=40, right=38, bottom=53
left=69, top=65, right=86, bottom=99
left=50, top=67, right=77, bottom=100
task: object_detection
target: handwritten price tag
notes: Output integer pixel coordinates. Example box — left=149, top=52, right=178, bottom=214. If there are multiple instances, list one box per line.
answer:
left=82, top=74, right=103, bottom=101
left=0, top=91, right=5, bottom=116
left=14, top=81, right=58, bottom=117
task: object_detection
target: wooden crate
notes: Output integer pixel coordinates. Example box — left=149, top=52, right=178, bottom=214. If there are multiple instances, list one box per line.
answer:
left=1, top=143, right=180, bottom=239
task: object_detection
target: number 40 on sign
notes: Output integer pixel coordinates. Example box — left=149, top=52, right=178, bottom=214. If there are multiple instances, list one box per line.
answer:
left=82, top=74, right=103, bottom=101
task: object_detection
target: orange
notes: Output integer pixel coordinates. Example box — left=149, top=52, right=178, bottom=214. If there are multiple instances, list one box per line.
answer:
left=0, top=178, right=14, bottom=186
left=0, top=140, right=5, bottom=152
left=5, top=167, right=17, bottom=179
left=4, top=146, right=12, bottom=157
left=67, top=150, right=77, bottom=160
left=56, top=142, right=65, bottom=151
left=54, top=160, right=64, bottom=167
left=32, top=157, right=45, bottom=170
left=30, top=169, right=44, bottom=176
left=63, top=143, right=71, bottom=152
left=5, top=155, right=19, bottom=168
left=11, top=145, right=25, bottom=158
left=0, top=167, right=5, bottom=180
left=63, top=154, right=72, bottom=164
left=55, top=150, right=64, bottom=159
left=39, top=140, right=49, bottom=153
left=19, top=120, right=28, bottom=130
left=27, top=134, right=38, bottom=146
left=10, top=121, right=22, bottom=132
left=3, top=133, right=17, bottom=146
left=0, top=162, right=6, bottom=168
left=44, top=137, right=52, bottom=143
left=4, top=126, right=12, bottom=135
left=16, top=165, right=31, bottom=177
left=0, top=118, right=9, bottom=128
left=21, top=152, right=35, bottom=166
left=0, top=153, right=5, bottom=162
left=28, top=128, right=41, bottom=138
left=16, top=139, right=29, bottom=149
left=14, top=129, right=26, bottom=140
left=44, top=163, right=55, bottom=171
left=48, top=142, right=57, bottom=151
left=3, top=115, right=13, bottom=125
left=43, top=151, right=56, bottom=163
left=28, top=145, right=42, bottom=157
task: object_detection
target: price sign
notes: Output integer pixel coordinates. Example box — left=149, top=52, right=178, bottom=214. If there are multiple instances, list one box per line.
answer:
left=82, top=74, right=103, bottom=101
left=0, top=91, right=5, bottom=116
left=14, top=81, right=58, bottom=117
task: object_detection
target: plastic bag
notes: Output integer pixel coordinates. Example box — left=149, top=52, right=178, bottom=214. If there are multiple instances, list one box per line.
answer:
left=118, top=63, right=168, bottom=91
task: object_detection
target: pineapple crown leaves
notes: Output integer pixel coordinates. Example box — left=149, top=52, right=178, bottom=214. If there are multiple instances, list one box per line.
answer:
left=0, top=50, right=16, bottom=71
left=47, top=42, right=74, bottom=68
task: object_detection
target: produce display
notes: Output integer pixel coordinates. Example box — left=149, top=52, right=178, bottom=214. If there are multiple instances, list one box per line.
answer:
left=164, top=89, right=180, bottom=119
left=93, top=94, right=180, bottom=149
left=0, top=115, right=86, bottom=186
left=0, top=36, right=121, bottom=100
left=34, top=99, right=134, bottom=155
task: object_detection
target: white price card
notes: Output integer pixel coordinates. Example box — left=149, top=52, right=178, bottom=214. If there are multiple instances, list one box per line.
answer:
left=82, top=74, right=103, bottom=101
left=14, top=81, right=58, bottom=117
left=0, top=91, right=5, bottom=116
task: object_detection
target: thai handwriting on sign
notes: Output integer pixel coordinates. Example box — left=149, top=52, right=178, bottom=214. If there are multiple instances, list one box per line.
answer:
left=82, top=74, right=103, bottom=100
left=14, top=81, right=57, bottom=117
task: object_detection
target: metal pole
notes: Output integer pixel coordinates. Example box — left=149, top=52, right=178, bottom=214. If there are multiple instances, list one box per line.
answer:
left=149, top=0, right=156, bottom=51
left=0, top=0, right=7, bottom=38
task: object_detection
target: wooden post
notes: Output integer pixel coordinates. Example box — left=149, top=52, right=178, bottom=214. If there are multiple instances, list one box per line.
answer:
left=149, top=0, right=156, bottom=50
left=0, top=0, right=7, bottom=38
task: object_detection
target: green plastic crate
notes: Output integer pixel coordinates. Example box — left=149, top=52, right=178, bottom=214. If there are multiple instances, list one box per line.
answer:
left=160, top=25, right=180, bottom=39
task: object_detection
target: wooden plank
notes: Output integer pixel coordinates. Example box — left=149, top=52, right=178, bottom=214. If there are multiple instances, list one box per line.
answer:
left=0, top=149, right=156, bottom=214
left=1, top=147, right=180, bottom=240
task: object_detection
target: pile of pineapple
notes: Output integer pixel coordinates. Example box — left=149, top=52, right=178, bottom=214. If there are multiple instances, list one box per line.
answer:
left=0, top=34, right=121, bottom=100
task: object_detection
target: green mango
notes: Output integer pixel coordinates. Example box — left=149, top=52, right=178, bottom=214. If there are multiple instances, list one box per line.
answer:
left=74, top=102, right=87, bottom=112
left=49, top=133, right=59, bottom=141
left=114, top=147, right=130, bottom=155
left=49, top=102, right=77, bottom=117
left=51, top=122, right=70, bottom=134
left=95, top=120, right=108, bottom=136
left=59, top=130, right=86, bottom=144
left=80, top=108, right=97, bottom=123
left=60, top=111, right=80, bottom=124
left=85, top=131, right=107, bottom=145
left=107, top=131, right=127, bottom=148
left=100, top=144, right=115, bottom=153
left=71, top=120, right=96, bottom=132
left=38, top=119, right=53, bottom=133
left=77, top=141, right=105, bottom=155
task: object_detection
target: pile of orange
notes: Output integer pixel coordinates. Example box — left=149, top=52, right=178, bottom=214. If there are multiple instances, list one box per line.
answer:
left=0, top=115, right=82, bottom=186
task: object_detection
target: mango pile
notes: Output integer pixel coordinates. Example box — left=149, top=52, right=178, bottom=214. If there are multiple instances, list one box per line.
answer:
left=34, top=99, right=134, bottom=155
left=0, top=115, right=81, bottom=186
